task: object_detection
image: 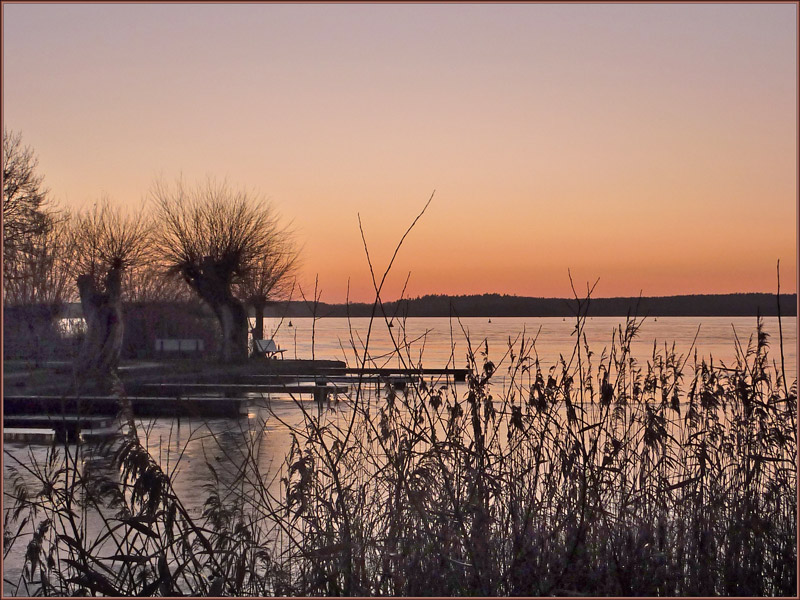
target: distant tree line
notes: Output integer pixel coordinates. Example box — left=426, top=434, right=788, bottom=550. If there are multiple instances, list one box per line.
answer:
left=3, top=130, right=298, bottom=391
left=259, top=292, right=797, bottom=319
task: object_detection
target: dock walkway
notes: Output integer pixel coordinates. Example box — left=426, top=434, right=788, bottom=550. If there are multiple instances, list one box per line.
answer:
left=3, top=414, right=116, bottom=442
left=127, top=382, right=349, bottom=396
left=332, top=367, right=469, bottom=382
left=3, top=358, right=473, bottom=440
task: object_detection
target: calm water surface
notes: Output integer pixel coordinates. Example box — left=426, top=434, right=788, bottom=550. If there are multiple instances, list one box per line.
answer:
left=265, top=315, right=797, bottom=373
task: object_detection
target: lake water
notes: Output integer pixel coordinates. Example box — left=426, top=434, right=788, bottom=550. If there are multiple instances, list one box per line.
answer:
left=259, top=315, right=797, bottom=374
left=3, top=315, right=796, bottom=593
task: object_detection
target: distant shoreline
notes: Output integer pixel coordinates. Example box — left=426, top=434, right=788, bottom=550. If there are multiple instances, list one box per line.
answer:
left=54, top=292, right=797, bottom=319
left=281, top=292, right=795, bottom=318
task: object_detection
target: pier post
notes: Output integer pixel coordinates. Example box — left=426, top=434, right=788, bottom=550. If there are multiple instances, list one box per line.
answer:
left=313, top=382, right=328, bottom=405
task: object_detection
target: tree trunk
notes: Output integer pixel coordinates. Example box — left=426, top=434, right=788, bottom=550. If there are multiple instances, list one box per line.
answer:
left=185, top=259, right=250, bottom=363
left=74, top=267, right=124, bottom=394
left=211, top=297, right=249, bottom=363
left=252, top=301, right=265, bottom=341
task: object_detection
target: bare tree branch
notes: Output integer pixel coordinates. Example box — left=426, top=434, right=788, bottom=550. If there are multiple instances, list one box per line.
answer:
left=70, top=196, right=152, bottom=285
left=2, top=129, right=74, bottom=306
left=3, top=129, right=52, bottom=265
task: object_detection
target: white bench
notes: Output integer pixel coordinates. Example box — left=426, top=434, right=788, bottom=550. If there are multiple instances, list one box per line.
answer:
left=155, top=339, right=205, bottom=354
left=253, top=338, right=286, bottom=358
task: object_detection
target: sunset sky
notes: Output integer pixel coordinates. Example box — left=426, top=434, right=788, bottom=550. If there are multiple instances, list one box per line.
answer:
left=3, top=3, right=797, bottom=303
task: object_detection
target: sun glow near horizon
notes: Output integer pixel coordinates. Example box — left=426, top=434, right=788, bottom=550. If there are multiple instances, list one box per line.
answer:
left=3, top=3, right=796, bottom=303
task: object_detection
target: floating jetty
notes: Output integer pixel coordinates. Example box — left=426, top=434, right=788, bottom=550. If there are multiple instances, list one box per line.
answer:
left=240, top=360, right=469, bottom=382
left=126, top=382, right=349, bottom=398
left=333, top=367, right=469, bottom=382
left=4, top=395, right=248, bottom=419
left=4, top=428, right=57, bottom=443
left=3, top=357, right=473, bottom=441
left=242, top=373, right=416, bottom=390
left=3, top=414, right=116, bottom=442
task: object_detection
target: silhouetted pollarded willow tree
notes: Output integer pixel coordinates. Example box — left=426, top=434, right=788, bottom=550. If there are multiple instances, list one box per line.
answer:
left=70, top=199, right=152, bottom=393
left=235, top=230, right=299, bottom=344
left=152, top=178, right=297, bottom=363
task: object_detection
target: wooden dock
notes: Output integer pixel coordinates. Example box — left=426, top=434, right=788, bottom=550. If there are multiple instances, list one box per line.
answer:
left=4, top=381, right=349, bottom=421
left=3, top=395, right=246, bottom=418
left=3, top=414, right=117, bottom=442
left=241, top=360, right=470, bottom=382
left=238, top=373, right=415, bottom=390
left=5, top=428, right=56, bottom=443
left=332, top=367, right=469, bottom=382
left=3, top=358, right=470, bottom=439
left=127, top=382, right=349, bottom=397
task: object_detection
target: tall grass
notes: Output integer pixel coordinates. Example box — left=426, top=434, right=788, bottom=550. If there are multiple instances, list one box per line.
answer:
left=4, top=304, right=796, bottom=596
left=258, top=309, right=796, bottom=596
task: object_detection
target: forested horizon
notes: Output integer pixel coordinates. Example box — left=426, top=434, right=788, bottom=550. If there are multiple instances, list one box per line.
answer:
left=51, top=291, right=799, bottom=318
